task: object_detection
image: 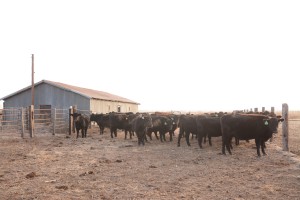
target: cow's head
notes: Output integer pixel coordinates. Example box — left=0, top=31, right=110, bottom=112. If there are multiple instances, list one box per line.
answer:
left=90, top=113, right=96, bottom=121
left=164, top=117, right=173, bottom=131
left=70, top=113, right=86, bottom=123
left=70, top=112, right=81, bottom=118
left=141, top=113, right=153, bottom=128
left=263, top=116, right=284, bottom=133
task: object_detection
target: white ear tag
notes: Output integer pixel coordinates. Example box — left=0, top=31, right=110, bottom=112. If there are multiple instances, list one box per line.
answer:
left=164, top=122, right=167, bottom=125
left=142, top=116, right=144, bottom=119
left=264, top=121, right=268, bottom=125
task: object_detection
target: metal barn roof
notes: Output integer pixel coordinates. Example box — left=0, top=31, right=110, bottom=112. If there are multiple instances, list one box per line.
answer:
left=1, top=80, right=139, bottom=105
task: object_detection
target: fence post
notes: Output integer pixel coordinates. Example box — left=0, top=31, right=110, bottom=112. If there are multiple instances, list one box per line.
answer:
left=53, top=108, right=56, bottom=135
left=21, top=108, right=24, bottom=138
left=254, top=108, right=258, bottom=112
left=69, top=106, right=73, bottom=135
left=262, top=107, right=265, bottom=112
left=271, top=107, right=275, bottom=114
left=72, top=105, right=77, bottom=133
left=29, top=105, right=34, bottom=138
left=89, top=110, right=92, bottom=129
left=282, top=103, right=289, bottom=151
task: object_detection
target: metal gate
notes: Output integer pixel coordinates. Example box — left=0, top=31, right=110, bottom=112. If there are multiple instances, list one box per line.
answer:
left=0, top=107, right=69, bottom=137
left=0, top=107, right=29, bottom=136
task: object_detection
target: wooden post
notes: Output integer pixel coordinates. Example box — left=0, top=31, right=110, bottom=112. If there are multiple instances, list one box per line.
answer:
left=89, top=110, right=92, bottom=129
left=31, top=54, right=35, bottom=106
left=282, top=103, right=289, bottom=151
left=21, top=108, right=24, bottom=138
left=72, top=105, right=77, bottom=133
left=53, top=108, right=56, bottom=135
left=254, top=108, right=258, bottom=112
left=271, top=107, right=275, bottom=114
left=69, top=107, right=73, bottom=135
left=29, top=105, right=34, bottom=138
left=262, top=107, right=265, bottom=112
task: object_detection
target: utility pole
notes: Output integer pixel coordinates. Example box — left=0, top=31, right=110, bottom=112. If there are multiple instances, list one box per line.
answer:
left=30, top=54, right=35, bottom=137
left=31, top=54, right=34, bottom=106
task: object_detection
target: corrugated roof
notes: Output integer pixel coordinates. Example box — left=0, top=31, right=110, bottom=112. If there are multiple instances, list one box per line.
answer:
left=1, top=80, right=139, bottom=105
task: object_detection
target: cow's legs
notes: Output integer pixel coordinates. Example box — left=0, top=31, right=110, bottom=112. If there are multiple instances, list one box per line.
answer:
left=255, top=138, right=261, bottom=157
left=169, top=132, right=173, bottom=141
left=197, top=134, right=203, bottom=149
left=222, top=136, right=231, bottom=155
left=76, top=130, right=79, bottom=138
left=208, top=136, right=212, bottom=146
left=261, top=141, right=267, bottom=155
left=225, top=140, right=232, bottom=155
left=177, top=128, right=184, bottom=147
left=154, top=132, right=159, bottom=140
left=185, top=132, right=191, bottom=146
left=159, top=132, right=166, bottom=142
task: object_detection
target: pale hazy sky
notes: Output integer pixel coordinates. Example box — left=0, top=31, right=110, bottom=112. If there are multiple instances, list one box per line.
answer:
left=0, top=1, right=299, bottom=112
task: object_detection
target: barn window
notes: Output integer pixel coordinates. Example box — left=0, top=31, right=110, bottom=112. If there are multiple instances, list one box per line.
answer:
left=117, top=105, right=121, bottom=112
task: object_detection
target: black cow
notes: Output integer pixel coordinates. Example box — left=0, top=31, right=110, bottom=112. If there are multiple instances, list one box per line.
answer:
left=90, top=113, right=110, bottom=134
left=146, top=114, right=173, bottom=142
left=124, top=113, right=140, bottom=139
left=130, top=113, right=153, bottom=145
left=196, top=115, right=222, bottom=149
left=109, top=112, right=137, bottom=139
left=70, top=113, right=90, bottom=138
left=220, top=114, right=284, bottom=156
left=177, top=114, right=198, bottom=147
left=108, top=112, right=129, bottom=139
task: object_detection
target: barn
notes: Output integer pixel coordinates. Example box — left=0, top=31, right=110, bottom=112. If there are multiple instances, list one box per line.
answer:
left=1, top=80, right=139, bottom=113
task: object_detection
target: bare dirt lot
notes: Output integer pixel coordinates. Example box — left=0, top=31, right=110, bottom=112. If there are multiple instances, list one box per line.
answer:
left=1, top=126, right=300, bottom=200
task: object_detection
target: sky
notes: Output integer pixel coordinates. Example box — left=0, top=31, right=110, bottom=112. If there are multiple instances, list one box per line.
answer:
left=0, top=1, right=299, bottom=112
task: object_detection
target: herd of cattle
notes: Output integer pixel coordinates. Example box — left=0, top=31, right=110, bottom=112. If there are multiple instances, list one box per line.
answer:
left=70, top=110, right=284, bottom=157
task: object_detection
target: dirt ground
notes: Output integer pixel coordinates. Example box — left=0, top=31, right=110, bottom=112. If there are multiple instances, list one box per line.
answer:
left=1, top=126, right=300, bottom=200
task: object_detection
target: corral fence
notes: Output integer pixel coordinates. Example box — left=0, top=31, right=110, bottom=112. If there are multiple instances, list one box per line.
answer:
left=0, top=107, right=29, bottom=136
left=0, top=106, right=70, bottom=137
left=0, top=104, right=299, bottom=155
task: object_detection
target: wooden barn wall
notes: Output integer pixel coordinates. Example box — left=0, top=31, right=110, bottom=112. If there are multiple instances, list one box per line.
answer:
left=90, top=99, right=138, bottom=114
left=4, top=83, right=90, bottom=110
